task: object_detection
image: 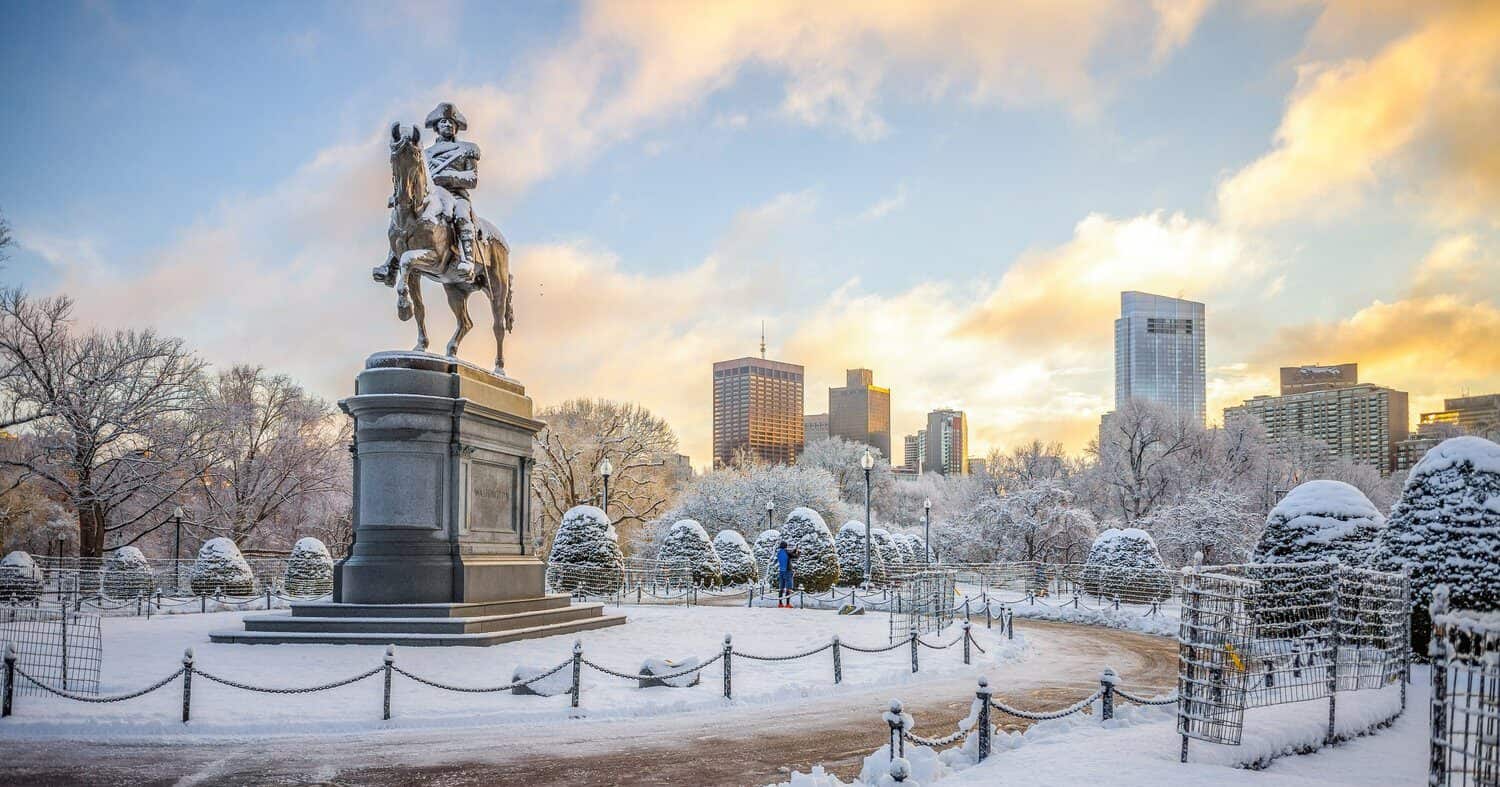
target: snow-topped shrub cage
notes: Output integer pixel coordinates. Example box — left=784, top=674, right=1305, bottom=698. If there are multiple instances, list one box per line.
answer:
left=751, top=529, right=780, bottom=588
left=834, top=521, right=885, bottom=587
left=1372, top=435, right=1500, bottom=656
left=188, top=538, right=256, bottom=596
left=1078, top=528, right=1174, bottom=603
left=711, top=530, right=757, bottom=586
left=545, top=505, right=625, bottom=595
left=779, top=508, right=839, bottom=592
left=0, top=551, right=44, bottom=602
left=283, top=538, right=334, bottom=597
left=1175, top=560, right=1411, bottom=762
left=658, top=519, right=722, bottom=589
left=102, top=547, right=154, bottom=599
left=1428, top=585, right=1500, bottom=787
left=1254, top=479, right=1385, bottom=566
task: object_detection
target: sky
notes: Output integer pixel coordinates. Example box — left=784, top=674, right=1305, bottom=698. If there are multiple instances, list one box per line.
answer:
left=2, top=0, right=1498, bottom=468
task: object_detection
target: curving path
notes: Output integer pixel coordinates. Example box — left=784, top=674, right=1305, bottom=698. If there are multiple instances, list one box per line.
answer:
left=0, top=619, right=1178, bottom=787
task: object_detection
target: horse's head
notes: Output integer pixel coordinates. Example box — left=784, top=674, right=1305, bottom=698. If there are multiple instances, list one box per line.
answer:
left=389, top=122, right=428, bottom=208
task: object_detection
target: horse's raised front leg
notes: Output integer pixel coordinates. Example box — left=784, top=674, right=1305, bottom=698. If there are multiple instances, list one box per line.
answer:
left=442, top=284, right=472, bottom=358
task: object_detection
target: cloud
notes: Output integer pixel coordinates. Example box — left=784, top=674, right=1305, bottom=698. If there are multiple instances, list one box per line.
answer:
left=1218, top=1, right=1500, bottom=227
left=856, top=185, right=907, bottom=222
left=1151, top=0, right=1214, bottom=64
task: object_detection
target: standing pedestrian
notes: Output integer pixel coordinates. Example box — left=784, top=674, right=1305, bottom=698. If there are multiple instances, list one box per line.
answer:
left=775, top=539, right=798, bottom=608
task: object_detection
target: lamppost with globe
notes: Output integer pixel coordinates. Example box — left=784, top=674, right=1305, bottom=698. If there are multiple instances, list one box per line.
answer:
left=860, top=449, right=875, bottom=584
left=923, top=498, right=932, bottom=566
left=598, top=457, right=614, bottom=520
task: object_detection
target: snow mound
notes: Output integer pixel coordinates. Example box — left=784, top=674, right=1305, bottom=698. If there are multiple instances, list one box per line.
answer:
left=660, top=519, right=723, bottom=587
left=1256, top=480, right=1384, bottom=566
left=713, top=529, right=758, bottom=585
left=283, top=538, right=334, bottom=597
left=0, top=550, right=43, bottom=601
left=548, top=505, right=625, bottom=594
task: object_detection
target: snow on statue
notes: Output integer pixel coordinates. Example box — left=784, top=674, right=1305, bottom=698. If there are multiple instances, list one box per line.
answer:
left=1254, top=480, right=1384, bottom=565
left=283, top=538, right=334, bottom=597
left=713, top=529, right=758, bottom=585
left=660, top=519, right=723, bottom=588
left=1372, top=435, right=1500, bottom=651
left=546, top=505, right=625, bottom=594
left=781, top=508, right=839, bottom=592
left=189, top=538, right=255, bottom=595
left=835, top=521, right=885, bottom=587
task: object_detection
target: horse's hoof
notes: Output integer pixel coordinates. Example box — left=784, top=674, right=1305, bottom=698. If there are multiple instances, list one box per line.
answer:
left=397, top=300, right=413, bottom=322
left=493, top=366, right=506, bottom=377
left=412, top=343, right=427, bottom=353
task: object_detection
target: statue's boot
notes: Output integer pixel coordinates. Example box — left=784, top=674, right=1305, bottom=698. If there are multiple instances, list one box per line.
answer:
left=454, top=230, right=478, bottom=286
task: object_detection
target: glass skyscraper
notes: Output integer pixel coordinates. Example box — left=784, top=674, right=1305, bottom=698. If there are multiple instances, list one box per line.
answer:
left=1113, top=291, right=1206, bottom=423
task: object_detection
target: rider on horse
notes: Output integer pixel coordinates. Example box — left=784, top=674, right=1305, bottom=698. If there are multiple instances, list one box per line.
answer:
left=424, top=102, right=481, bottom=285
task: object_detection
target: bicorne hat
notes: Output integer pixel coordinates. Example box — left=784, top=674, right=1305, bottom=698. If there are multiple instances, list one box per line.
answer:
left=424, top=102, right=468, bottom=132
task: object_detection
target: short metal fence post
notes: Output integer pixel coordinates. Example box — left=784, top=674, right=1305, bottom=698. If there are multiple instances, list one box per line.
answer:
left=265, top=587, right=272, bottom=610
left=976, top=676, right=993, bottom=762
left=886, top=699, right=906, bottom=760
left=570, top=640, right=583, bottom=709
left=722, top=635, right=733, bottom=700
left=636, top=585, right=642, bottom=605
left=910, top=627, right=919, bottom=674
left=963, top=598, right=971, bottom=622
left=747, top=587, right=754, bottom=608
left=1100, top=667, right=1117, bottom=722
left=985, top=602, right=992, bottom=629
left=1027, top=591, right=1034, bottom=606
left=1113, top=595, right=1120, bottom=611
left=832, top=636, right=842, bottom=684
left=181, top=648, right=194, bottom=724
left=2, top=643, right=15, bottom=718
left=1006, top=608, right=1014, bottom=640
left=383, top=645, right=395, bottom=720
left=962, top=621, right=971, bottom=665
left=799, top=587, right=806, bottom=609
left=200, top=595, right=206, bottom=614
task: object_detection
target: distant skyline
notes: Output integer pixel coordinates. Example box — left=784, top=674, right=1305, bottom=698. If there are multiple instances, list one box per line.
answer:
left=3, top=2, right=1498, bottom=465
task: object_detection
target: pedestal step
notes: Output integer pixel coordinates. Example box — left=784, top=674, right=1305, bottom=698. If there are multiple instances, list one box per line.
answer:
left=289, top=594, right=573, bottom=619
left=244, top=602, right=604, bottom=635
left=209, top=612, right=626, bottom=647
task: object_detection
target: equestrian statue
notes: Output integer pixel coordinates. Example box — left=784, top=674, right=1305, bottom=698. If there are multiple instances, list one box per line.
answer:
left=373, top=102, right=514, bottom=375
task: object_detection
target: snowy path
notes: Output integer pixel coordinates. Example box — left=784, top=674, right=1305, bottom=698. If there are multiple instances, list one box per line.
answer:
left=0, top=618, right=1177, bottom=786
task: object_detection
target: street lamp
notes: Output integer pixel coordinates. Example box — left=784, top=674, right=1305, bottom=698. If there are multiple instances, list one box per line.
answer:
left=923, top=498, right=932, bottom=566
left=598, top=457, right=613, bottom=519
left=860, top=449, right=875, bottom=585
left=172, top=506, right=186, bottom=591
left=765, top=500, right=774, bottom=532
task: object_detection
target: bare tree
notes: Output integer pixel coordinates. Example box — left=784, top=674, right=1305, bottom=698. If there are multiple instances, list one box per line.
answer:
left=0, top=289, right=211, bottom=556
left=0, top=209, right=12, bottom=265
left=1091, top=399, right=1195, bottom=522
left=191, top=365, right=350, bottom=547
left=531, top=399, right=678, bottom=552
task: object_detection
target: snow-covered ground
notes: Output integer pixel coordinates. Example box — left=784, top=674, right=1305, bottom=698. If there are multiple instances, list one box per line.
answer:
left=2, top=604, right=1025, bottom=741
left=778, top=669, right=1423, bottom=786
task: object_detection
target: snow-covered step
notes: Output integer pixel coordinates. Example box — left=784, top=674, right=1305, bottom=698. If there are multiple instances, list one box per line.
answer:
left=288, top=594, right=574, bottom=619
left=209, top=612, right=628, bottom=647
left=242, top=603, right=608, bottom=635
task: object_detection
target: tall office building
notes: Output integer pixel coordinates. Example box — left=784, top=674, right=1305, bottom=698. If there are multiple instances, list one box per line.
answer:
left=712, top=356, right=805, bottom=469
left=1114, top=291, right=1206, bottom=423
left=903, top=431, right=926, bottom=473
left=804, top=413, right=829, bottom=445
left=1225, top=383, right=1409, bottom=473
left=828, top=369, right=892, bottom=459
left=1281, top=363, right=1359, bottom=395
left=922, top=409, right=968, bottom=476
left=1395, top=393, right=1500, bottom=471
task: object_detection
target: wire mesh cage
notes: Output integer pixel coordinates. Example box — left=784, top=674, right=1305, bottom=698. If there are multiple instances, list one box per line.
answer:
left=1177, top=569, right=1254, bottom=745
left=890, top=570, right=957, bottom=643
left=1335, top=566, right=1411, bottom=691
left=0, top=605, right=102, bottom=696
left=1430, top=595, right=1500, bottom=787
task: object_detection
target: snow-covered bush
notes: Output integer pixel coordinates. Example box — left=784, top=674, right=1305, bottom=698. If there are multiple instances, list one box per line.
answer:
left=660, top=519, right=723, bottom=588
left=871, top=528, right=903, bottom=576
left=1079, top=528, right=1172, bottom=602
left=753, top=529, right=781, bottom=585
left=1254, top=480, right=1384, bottom=565
left=835, top=521, right=885, bottom=587
left=189, top=538, right=255, bottom=596
left=894, top=532, right=934, bottom=566
left=712, top=529, right=758, bottom=585
left=781, top=507, right=839, bottom=591
left=0, top=551, right=43, bottom=601
left=1372, top=436, right=1500, bottom=652
left=546, top=505, right=625, bottom=594
left=102, top=546, right=154, bottom=599
left=283, top=537, right=334, bottom=596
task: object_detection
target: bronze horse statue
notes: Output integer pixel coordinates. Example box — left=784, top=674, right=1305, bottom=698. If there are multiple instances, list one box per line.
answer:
left=375, top=123, right=513, bottom=375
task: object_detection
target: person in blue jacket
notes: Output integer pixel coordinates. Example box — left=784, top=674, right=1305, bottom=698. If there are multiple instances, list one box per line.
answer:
left=775, top=540, right=799, bottom=608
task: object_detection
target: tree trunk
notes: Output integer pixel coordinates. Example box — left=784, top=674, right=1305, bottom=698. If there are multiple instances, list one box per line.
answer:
left=78, top=500, right=105, bottom=558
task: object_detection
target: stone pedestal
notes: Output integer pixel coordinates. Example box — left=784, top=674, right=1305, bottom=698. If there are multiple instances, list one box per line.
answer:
left=211, top=352, right=625, bottom=646
left=335, top=351, right=544, bottom=604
